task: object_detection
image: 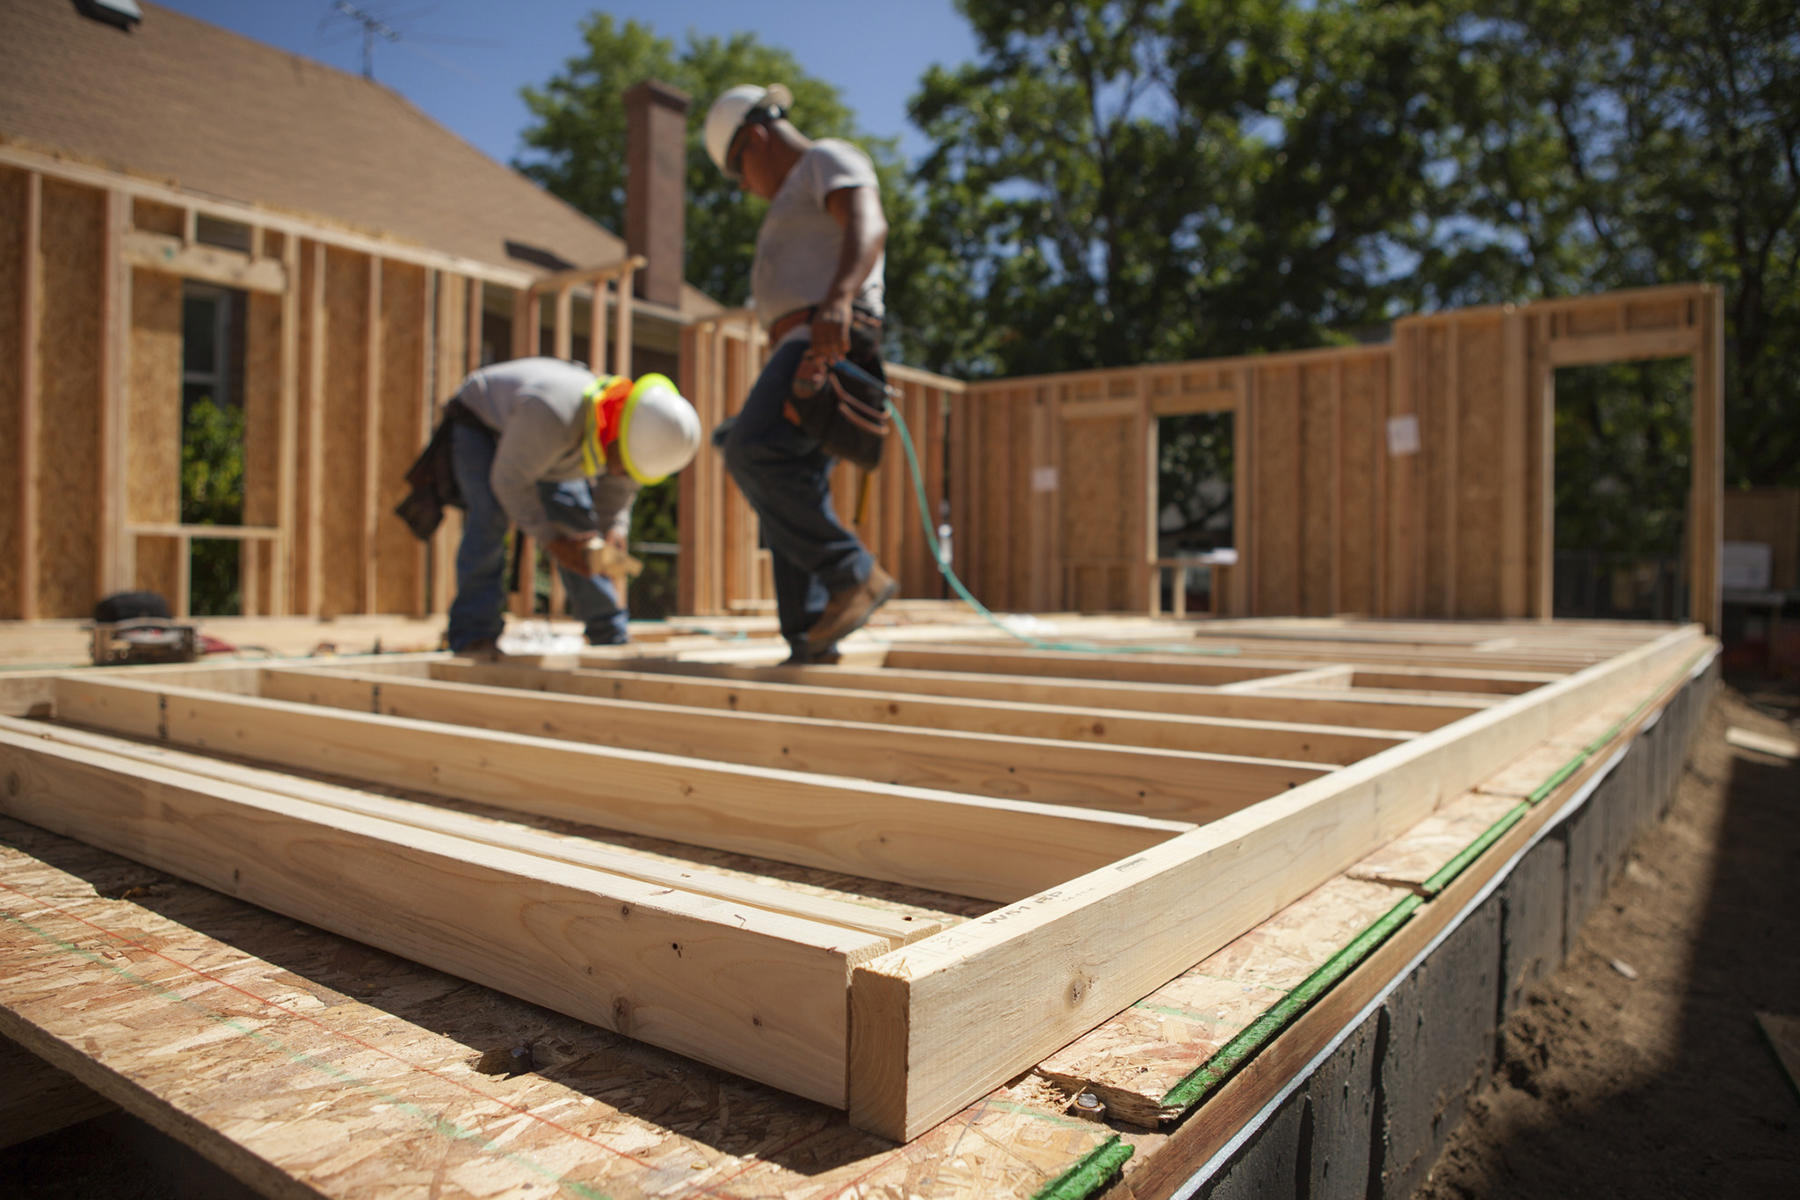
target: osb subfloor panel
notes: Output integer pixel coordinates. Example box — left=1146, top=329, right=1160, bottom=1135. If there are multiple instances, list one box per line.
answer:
left=0, top=615, right=1699, bottom=1197
left=1, top=818, right=1112, bottom=1199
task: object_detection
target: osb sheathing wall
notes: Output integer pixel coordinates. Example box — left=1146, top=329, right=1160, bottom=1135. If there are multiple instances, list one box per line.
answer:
left=1245, top=348, right=1392, bottom=619
left=1392, top=314, right=1521, bottom=620
left=128, top=259, right=184, bottom=608
left=2, top=172, right=109, bottom=620
left=242, top=271, right=284, bottom=611
left=946, top=285, right=1722, bottom=630
left=0, top=156, right=559, bottom=622
left=125, top=198, right=189, bottom=609
left=294, top=247, right=433, bottom=619
left=43, top=180, right=107, bottom=618
left=128, top=268, right=182, bottom=530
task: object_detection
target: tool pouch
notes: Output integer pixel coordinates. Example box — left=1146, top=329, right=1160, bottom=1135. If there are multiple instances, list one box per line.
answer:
left=394, top=399, right=485, bottom=540
left=787, top=312, right=891, bottom=472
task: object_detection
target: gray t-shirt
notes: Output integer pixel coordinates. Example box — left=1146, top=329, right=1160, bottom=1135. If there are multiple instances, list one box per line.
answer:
left=751, top=139, right=886, bottom=330
left=454, top=357, right=636, bottom=543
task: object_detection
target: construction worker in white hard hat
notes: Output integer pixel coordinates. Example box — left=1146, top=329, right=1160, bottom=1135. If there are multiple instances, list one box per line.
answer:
left=396, top=356, right=700, bottom=658
left=704, top=83, right=899, bottom=666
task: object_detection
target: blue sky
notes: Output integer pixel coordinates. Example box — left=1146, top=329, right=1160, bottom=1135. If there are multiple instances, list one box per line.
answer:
left=153, top=1, right=979, bottom=167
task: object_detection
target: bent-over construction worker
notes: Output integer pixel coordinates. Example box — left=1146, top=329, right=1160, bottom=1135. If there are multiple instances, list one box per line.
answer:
left=704, top=82, right=899, bottom=665
left=399, top=357, right=700, bottom=657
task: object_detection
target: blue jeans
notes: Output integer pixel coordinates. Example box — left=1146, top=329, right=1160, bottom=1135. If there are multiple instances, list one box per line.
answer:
left=446, top=421, right=628, bottom=650
left=722, top=337, right=873, bottom=655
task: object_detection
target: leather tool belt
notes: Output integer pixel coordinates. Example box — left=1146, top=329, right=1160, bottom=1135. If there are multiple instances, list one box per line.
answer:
left=394, top=398, right=489, bottom=540
left=774, top=304, right=892, bottom=471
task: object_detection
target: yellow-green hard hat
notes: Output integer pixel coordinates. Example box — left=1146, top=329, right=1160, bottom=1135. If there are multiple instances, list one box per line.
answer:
left=615, top=374, right=701, bottom=484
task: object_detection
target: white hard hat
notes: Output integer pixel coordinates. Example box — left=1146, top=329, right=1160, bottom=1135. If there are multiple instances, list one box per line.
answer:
left=704, top=83, right=793, bottom=179
left=616, top=374, right=701, bottom=484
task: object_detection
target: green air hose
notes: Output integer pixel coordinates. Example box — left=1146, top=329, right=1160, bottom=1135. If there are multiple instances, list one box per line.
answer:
left=887, top=400, right=1237, bottom=658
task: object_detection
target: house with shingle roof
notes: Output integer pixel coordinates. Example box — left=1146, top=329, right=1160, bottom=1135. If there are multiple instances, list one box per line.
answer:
left=0, top=0, right=711, bottom=621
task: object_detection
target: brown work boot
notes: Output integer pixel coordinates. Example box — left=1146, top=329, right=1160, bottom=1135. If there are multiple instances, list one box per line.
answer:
left=805, top=564, right=897, bottom=654
left=780, top=645, right=842, bottom=666
left=455, top=638, right=505, bottom=662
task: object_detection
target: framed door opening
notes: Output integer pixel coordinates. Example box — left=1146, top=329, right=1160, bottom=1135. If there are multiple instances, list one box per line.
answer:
left=1551, top=358, right=1694, bottom=622
left=1155, top=410, right=1235, bottom=616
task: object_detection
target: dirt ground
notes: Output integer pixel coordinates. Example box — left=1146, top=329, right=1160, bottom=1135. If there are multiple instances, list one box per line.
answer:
left=1414, top=677, right=1800, bottom=1200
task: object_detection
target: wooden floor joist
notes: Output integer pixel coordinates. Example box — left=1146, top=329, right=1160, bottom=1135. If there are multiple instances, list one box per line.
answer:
left=877, top=643, right=1565, bottom=695
left=256, top=666, right=1330, bottom=819
left=578, top=657, right=1483, bottom=733
left=1090, top=630, right=1632, bottom=672
left=0, top=615, right=1711, bottom=1155
left=50, top=675, right=1187, bottom=903
left=9, top=716, right=944, bottom=948
left=424, top=660, right=1408, bottom=767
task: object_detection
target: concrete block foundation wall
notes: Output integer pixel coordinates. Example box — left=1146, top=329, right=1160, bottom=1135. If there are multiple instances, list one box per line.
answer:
left=1190, top=656, right=1717, bottom=1200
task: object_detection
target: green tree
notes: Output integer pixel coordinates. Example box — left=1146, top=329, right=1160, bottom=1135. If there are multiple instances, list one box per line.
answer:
left=1157, top=412, right=1234, bottom=551
left=903, top=0, right=1454, bottom=376
left=1553, top=361, right=1693, bottom=557
left=180, top=395, right=245, bottom=616
left=1416, top=0, right=1800, bottom=488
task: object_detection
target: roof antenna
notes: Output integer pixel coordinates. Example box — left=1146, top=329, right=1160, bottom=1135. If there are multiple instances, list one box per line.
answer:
left=332, top=1, right=397, bottom=80
left=322, top=3, right=492, bottom=84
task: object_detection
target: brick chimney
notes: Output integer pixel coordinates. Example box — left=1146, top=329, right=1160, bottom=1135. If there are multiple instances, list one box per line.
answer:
left=624, top=79, right=690, bottom=310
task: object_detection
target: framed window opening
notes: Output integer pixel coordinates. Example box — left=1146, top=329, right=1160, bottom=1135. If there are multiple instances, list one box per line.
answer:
left=179, top=282, right=249, bottom=614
